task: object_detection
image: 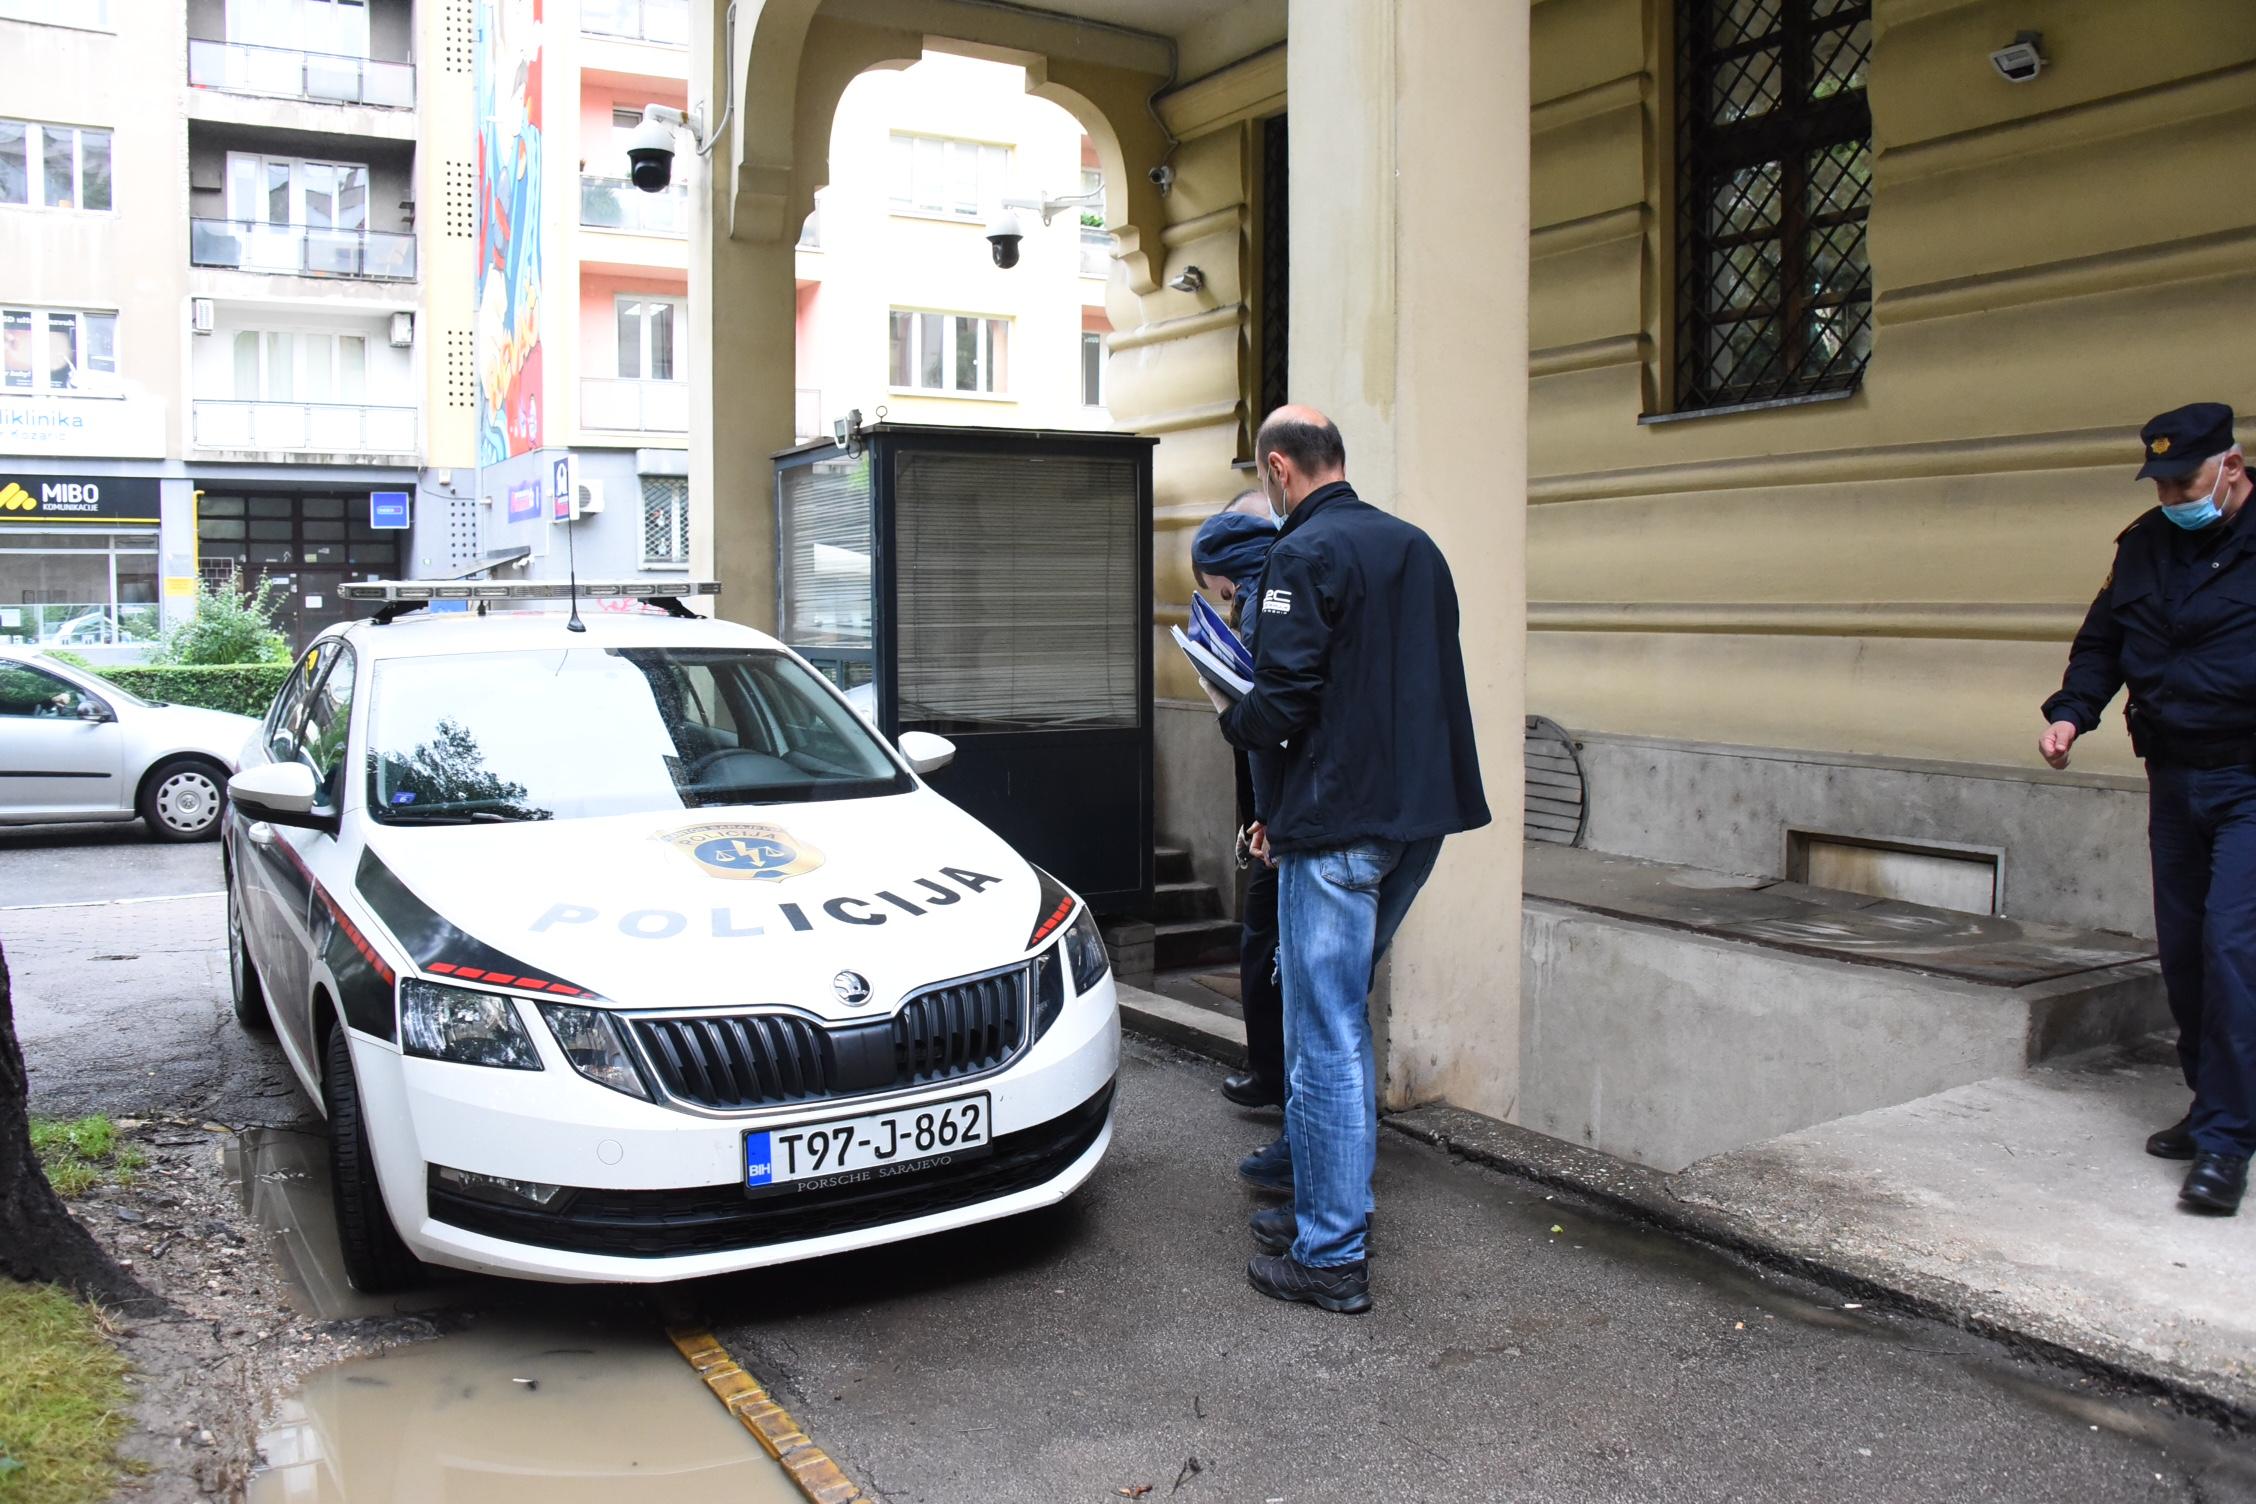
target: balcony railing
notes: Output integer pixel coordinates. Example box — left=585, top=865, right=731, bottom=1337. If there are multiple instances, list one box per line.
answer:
left=191, top=218, right=416, bottom=281
left=582, top=377, right=688, bottom=434
left=192, top=400, right=418, bottom=454
left=579, top=176, right=688, bottom=237
left=580, top=0, right=688, bottom=46
left=188, top=38, right=415, bottom=108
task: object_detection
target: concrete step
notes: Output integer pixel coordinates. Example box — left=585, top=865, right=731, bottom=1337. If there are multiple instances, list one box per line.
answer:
left=1153, top=918, right=1240, bottom=971
left=1520, top=844, right=2167, bottom=1172
left=1116, top=981, right=1245, bottom=1066
left=1153, top=845, right=1196, bottom=884
left=1147, top=880, right=1224, bottom=923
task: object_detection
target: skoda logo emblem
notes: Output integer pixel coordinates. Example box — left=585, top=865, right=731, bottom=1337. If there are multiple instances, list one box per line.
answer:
left=833, top=971, right=872, bottom=1007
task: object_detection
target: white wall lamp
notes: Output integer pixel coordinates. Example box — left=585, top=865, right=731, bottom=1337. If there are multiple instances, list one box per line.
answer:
left=1990, top=31, right=2045, bottom=83
left=1167, top=266, right=1207, bottom=294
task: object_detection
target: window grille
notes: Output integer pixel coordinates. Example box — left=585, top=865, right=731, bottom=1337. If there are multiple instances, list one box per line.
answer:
left=1674, top=0, right=1872, bottom=413
left=640, top=476, right=689, bottom=566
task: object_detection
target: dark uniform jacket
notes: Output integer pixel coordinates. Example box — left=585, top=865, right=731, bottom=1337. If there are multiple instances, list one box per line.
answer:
left=2045, top=502, right=2256, bottom=754
left=1219, top=481, right=1490, bottom=854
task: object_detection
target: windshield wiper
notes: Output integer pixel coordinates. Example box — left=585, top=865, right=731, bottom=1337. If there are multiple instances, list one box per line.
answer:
left=378, top=808, right=542, bottom=825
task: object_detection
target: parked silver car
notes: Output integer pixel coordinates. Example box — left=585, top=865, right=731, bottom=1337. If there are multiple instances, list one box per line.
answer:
left=0, top=649, right=258, bottom=841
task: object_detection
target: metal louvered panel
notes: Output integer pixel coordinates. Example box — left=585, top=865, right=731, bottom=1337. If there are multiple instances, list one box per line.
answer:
left=1525, top=714, right=1590, bottom=848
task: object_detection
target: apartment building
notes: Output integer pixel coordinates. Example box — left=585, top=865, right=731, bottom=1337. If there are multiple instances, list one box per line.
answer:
left=792, top=50, right=1116, bottom=445
left=0, top=0, right=701, bottom=654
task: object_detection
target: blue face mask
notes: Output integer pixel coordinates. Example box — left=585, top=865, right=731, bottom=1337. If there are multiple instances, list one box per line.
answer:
left=2161, top=458, right=2231, bottom=531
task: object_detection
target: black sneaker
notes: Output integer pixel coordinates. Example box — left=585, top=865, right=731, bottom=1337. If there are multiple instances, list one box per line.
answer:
left=1248, top=1207, right=1376, bottom=1253
left=1247, top=1252, right=1372, bottom=1314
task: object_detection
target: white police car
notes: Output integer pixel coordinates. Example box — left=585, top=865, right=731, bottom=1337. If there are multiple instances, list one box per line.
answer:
left=223, top=580, right=1119, bottom=1289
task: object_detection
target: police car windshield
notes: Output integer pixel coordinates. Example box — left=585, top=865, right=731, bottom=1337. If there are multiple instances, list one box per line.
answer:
left=366, top=647, right=911, bottom=824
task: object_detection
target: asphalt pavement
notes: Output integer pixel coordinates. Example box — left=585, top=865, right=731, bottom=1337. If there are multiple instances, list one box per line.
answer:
left=699, top=1039, right=2256, bottom=1504
left=1, top=819, right=224, bottom=905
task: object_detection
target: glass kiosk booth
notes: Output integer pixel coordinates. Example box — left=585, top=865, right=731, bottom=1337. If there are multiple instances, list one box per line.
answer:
left=774, top=424, right=1156, bottom=912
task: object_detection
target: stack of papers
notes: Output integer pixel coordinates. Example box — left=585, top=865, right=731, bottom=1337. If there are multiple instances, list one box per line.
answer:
left=1172, top=593, right=1255, bottom=699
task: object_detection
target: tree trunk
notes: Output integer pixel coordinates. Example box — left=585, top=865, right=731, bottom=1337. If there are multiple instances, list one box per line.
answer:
left=0, top=941, right=147, bottom=1306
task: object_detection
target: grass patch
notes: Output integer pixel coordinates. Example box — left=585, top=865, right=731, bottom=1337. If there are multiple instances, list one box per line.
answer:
left=27, top=1118, right=146, bottom=1200
left=0, top=1282, right=131, bottom=1503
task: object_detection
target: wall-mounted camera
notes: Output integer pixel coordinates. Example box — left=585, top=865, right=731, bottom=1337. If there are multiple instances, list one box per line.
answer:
left=628, top=104, right=687, bottom=192
left=1148, top=163, right=1174, bottom=194
left=985, top=209, right=1024, bottom=269
left=1989, top=31, right=2045, bottom=83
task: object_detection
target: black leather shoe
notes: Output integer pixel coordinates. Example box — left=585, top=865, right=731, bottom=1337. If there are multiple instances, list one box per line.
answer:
left=1249, top=1207, right=1375, bottom=1254
left=1247, top=1252, right=1372, bottom=1314
left=2147, top=1112, right=2197, bottom=1161
left=1221, top=1072, right=1283, bottom=1109
left=2180, top=1153, right=2248, bottom=1215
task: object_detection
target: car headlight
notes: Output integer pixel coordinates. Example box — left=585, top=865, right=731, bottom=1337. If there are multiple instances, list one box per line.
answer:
left=1064, top=907, right=1110, bottom=995
left=400, top=978, right=542, bottom=1070
left=538, top=1003, right=652, bottom=1101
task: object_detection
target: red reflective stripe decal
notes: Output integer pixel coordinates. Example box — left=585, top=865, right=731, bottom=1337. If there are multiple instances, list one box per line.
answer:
left=427, top=961, right=458, bottom=975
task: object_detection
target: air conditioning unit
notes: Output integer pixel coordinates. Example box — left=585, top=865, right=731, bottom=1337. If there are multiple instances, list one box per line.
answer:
left=389, top=312, right=414, bottom=348
left=576, top=479, right=605, bottom=514
left=191, top=298, right=214, bottom=335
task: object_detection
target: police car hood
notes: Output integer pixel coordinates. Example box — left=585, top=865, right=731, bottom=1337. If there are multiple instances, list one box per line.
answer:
left=358, top=788, right=1047, bottom=1020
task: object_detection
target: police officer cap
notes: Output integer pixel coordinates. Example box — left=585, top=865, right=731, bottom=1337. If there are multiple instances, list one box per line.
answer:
left=2137, top=402, right=2235, bottom=480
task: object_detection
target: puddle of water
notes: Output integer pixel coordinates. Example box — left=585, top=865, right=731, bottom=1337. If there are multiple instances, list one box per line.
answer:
left=224, top=1127, right=454, bottom=1321
left=247, top=1322, right=808, bottom=1503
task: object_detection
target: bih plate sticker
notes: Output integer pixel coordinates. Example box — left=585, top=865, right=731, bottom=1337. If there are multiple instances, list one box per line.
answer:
left=661, top=822, right=826, bottom=882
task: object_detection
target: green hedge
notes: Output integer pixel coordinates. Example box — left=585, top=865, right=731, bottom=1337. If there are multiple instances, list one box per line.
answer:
left=93, top=663, right=291, bottom=718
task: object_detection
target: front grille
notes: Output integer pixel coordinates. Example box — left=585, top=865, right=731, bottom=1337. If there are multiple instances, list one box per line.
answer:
left=628, top=965, right=1030, bottom=1111
left=429, top=1079, right=1115, bottom=1257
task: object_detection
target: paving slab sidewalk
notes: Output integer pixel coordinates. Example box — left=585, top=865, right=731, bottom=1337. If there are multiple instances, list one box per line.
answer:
left=1117, top=986, right=2256, bottom=1426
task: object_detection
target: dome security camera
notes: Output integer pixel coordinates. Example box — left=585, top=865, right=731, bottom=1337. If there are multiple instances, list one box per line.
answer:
left=985, top=209, right=1024, bottom=269
left=627, top=105, right=686, bottom=192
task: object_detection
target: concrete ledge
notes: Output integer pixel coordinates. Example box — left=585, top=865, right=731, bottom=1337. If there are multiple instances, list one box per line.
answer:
left=1385, top=1098, right=2255, bottom=1434
left=1116, top=982, right=1245, bottom=1067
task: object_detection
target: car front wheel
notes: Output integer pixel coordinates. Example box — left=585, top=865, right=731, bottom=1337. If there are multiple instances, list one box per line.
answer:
left=139, top=756, right=227, bottom=842
left=322, top=1025, right=424, bottom=1293
left=226, top=868, right=270, bottom=1031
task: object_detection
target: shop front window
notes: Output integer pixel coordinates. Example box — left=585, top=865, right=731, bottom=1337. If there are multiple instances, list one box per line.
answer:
left=0, top=529, right=160, bottom=646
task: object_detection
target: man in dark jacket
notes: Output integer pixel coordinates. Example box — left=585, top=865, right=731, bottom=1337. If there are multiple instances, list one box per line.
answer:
left=2043, top=401, right=2254, bottom=1216
left=1205, top=404, right=1490, bottom=1312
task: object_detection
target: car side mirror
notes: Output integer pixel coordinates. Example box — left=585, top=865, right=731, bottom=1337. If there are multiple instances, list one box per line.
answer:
left=76, top=699, right=114, bottom=723
left=898, top=730, right=956, bottom=776
left=229, top=762, right=336, bottom=833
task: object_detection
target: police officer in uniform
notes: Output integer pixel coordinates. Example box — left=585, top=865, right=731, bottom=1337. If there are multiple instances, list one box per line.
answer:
left=2042, top=402, right=2253, bottom=1215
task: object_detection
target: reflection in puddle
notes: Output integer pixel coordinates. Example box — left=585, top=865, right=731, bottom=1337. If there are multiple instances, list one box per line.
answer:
left=224, top=1128, right=453, bottom=1322
left=227, top=1131, right=804, bottom=1502
left=248, top=1323, right=806, bottom=1503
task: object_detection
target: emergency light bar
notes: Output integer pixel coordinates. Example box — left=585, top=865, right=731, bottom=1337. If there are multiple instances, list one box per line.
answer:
left=338, top=579, right=719, bottom=603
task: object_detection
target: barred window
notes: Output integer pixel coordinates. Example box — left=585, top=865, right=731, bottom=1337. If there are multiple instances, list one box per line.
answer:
left=640, top=476, right=689, bottom=566
left=1675, top=0, right=1873, bottom=413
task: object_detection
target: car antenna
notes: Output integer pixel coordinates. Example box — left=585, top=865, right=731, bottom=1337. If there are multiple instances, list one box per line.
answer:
left=562, top=495, right=586, bottom=634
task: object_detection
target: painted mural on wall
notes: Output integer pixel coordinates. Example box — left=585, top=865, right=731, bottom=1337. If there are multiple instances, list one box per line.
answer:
left=476, top=0, right=544, bottom=462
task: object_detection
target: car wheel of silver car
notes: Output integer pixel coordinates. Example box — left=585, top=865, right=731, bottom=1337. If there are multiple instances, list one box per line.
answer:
left=139, top=756, right=227, bottom=843
left=227, top=865, right=271, bottom=1032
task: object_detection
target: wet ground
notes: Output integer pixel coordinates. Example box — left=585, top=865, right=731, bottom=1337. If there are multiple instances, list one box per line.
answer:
left=9, top=830, right=2256, bottom=1502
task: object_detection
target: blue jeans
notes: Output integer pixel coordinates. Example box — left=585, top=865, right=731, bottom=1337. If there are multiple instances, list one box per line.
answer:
left=2148, top=764, right=2256, bottom=1157
left=1276, top=836, right=1444, bottom=1267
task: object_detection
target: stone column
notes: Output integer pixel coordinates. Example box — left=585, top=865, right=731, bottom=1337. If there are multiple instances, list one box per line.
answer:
left=1287, top=0, right=1531, bottom=1121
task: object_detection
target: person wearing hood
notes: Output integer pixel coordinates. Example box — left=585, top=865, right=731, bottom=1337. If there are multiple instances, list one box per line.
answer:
left=2043, top=402, right=2255, bottom=1216
left=1192, top=494, right=1286, bottom=1112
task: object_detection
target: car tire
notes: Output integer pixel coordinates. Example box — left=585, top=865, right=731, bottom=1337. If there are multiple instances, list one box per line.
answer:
left=139, top=756, right=227, bottom=843
left=226, top=868, right=271, bottom=1031
left=322, top=1024, right=424, bottom=1293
